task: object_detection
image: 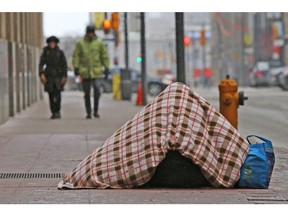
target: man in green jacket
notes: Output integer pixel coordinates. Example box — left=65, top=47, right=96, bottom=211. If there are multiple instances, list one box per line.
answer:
left=73, top=25, right=110, bottom=119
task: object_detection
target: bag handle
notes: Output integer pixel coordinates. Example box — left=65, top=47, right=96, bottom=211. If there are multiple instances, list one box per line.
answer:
left=247, top=135, right=271, bottom=144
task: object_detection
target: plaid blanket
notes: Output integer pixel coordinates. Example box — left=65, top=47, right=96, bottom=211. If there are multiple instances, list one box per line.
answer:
left=58, top=83, right=249, bottom=189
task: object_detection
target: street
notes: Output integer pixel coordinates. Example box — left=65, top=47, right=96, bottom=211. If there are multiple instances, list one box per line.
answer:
left=197, top=86, right=288, bottom=148
left=0, top=86, right=288, bottom=204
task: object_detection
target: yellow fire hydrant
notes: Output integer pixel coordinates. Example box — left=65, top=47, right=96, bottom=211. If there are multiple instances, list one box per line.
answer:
left=218, top=75, right=248, bottom=129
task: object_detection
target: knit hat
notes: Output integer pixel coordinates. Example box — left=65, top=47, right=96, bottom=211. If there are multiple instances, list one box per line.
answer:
left=46, top=36, right=59, bottom=44
left=86, top=25, right=95, bottom=33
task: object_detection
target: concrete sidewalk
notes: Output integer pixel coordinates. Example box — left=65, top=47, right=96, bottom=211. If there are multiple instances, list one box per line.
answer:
left=0, top=90, right=287, bottom=204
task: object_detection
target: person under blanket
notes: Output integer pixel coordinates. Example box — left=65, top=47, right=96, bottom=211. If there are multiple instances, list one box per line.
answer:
left=58, top=82, right=249, bottom=189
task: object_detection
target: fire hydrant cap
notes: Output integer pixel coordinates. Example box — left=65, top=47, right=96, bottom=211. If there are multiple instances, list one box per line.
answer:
left=218, top=78, right=238, bottom=92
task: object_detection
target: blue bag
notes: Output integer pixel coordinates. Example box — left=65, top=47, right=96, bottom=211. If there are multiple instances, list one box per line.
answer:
left=239, top=135, right=275, bottom=189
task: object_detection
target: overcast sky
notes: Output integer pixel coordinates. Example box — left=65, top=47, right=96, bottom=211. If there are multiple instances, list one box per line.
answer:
left=43, top=12, right=165, bottom=38
left=43, top=12, right=90, bottom=37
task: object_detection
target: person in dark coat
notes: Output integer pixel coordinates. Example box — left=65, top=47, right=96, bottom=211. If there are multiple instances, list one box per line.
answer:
left=39, top=36, right=68, bottom=119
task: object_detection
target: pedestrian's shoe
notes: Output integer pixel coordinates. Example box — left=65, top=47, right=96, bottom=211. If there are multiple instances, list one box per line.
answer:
left=54, top=112, right=61, bottom=119
left=51, top=112, right=61, bottom=119
left=86, top=114, right=92, bottom=119
left=93, top=112, right=100, bottom=118
left=50, top=113, right=57, bottom=119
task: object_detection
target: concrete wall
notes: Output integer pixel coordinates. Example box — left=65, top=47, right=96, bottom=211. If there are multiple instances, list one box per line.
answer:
left=0, top=13, right=43, bottom=125
left=0, top=40, right=9, bottom=124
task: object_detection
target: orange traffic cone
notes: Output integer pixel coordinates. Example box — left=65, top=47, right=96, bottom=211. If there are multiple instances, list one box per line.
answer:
left=136, top=81, right=143, bottom=106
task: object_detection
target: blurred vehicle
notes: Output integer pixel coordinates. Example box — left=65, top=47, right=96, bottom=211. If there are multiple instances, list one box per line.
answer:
left=147, top=74, right=175, bottom=96
left=278, top=68, right=288, bottom=91
left=249, top=61, right=270, bottom=87
left=269, top=66, right=288, bottom=90
left=66, top=70, right=82, bottom=91
left=269, top=66, right=287, bottom=87
left=102, top=68, right=176, bottom=96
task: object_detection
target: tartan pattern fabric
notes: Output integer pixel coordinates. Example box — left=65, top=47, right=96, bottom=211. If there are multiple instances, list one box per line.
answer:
left=58, top=82, right=249, bottom=189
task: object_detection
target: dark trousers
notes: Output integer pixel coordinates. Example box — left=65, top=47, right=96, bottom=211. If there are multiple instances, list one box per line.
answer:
left=48, top=91, right=61, bottom=114
left=82, top=78, right=103, bottom=115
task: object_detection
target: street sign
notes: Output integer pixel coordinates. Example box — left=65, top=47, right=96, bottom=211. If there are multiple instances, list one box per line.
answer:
left=244, top=32, right=253, bottom=47
left=93, top=12, right=105, bottom=30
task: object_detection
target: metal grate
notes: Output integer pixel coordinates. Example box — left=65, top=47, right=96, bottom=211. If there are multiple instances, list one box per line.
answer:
left=246, top=194, right=288, bottom=204
left=0, top=173, right=65, bottom=179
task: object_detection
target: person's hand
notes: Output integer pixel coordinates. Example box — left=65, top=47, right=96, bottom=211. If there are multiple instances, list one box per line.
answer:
left=61, top=77, right=67, bottom=86
left=40, top=74, right=47, bottom=85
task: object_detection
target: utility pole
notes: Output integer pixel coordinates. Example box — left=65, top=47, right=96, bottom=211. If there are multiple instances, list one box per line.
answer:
left=140, top=12, right=147, bottom=105
left=202, top=27, right=206, bottom=74
left=216, top=15, right=224, bottom=80
left=124, top=12, right=129, bottom=78
left=175, top=12, right=186, bottom=84
left=121, top=12, right=132, bottom=100
left=89, top=13, right=93, bottom=25
left=240, top=13, right=245, bottom=86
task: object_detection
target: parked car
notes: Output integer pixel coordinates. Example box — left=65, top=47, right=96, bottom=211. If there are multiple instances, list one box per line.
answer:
left=278, top=68, right=288, bottom=91
left=269, top=66, right=287, bottom=87
left=102, top=67, right=176, bottom=96
left=268, top=66, right=288, bottom=90
left=249, top=61, right=271, bottom=87
left=147, top=74, right=175, bottom=96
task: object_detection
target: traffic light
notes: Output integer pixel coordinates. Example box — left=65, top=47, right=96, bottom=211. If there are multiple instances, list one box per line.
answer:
left=272, top=22, right=279, bottom=39
left=111, top=12, right=120, bottom=30
left=184, top=36, right=191, bottom=47
left=137, top=56, right=142, bottom=63
left=200, top=28, right=206, bottom=46
left=103, top=19, right=111, bottom=34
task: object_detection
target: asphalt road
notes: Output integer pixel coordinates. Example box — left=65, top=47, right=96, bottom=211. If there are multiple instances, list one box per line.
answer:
left=239, top=88, right=288, bottom=148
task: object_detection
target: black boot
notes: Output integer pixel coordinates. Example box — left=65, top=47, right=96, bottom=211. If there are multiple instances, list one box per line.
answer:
left=93, top=112, right=100, bottom=118
left=54, top=112, right=61, bottom=119
left=51, top=112, right=61, bottom=119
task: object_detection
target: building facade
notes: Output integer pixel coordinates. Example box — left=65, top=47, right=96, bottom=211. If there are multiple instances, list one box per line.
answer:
left=0, top=13, right=43, bottom=125
left=211, top=12, right=288, bottom=86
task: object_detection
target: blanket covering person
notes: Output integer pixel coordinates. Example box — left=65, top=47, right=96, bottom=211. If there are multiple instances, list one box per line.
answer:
left=58, top=83, right=249, bottom=189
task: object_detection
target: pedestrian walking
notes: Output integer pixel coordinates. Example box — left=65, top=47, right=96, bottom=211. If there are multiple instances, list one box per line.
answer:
left=39, top=36, right=68, bottom=119
left=72, top=25, right=110, bottom=119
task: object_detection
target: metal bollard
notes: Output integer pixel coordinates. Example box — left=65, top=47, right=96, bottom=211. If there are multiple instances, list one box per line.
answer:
left=112, top=73, right=121, bottom=100
left=218, top=75, right=248, bottom=129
